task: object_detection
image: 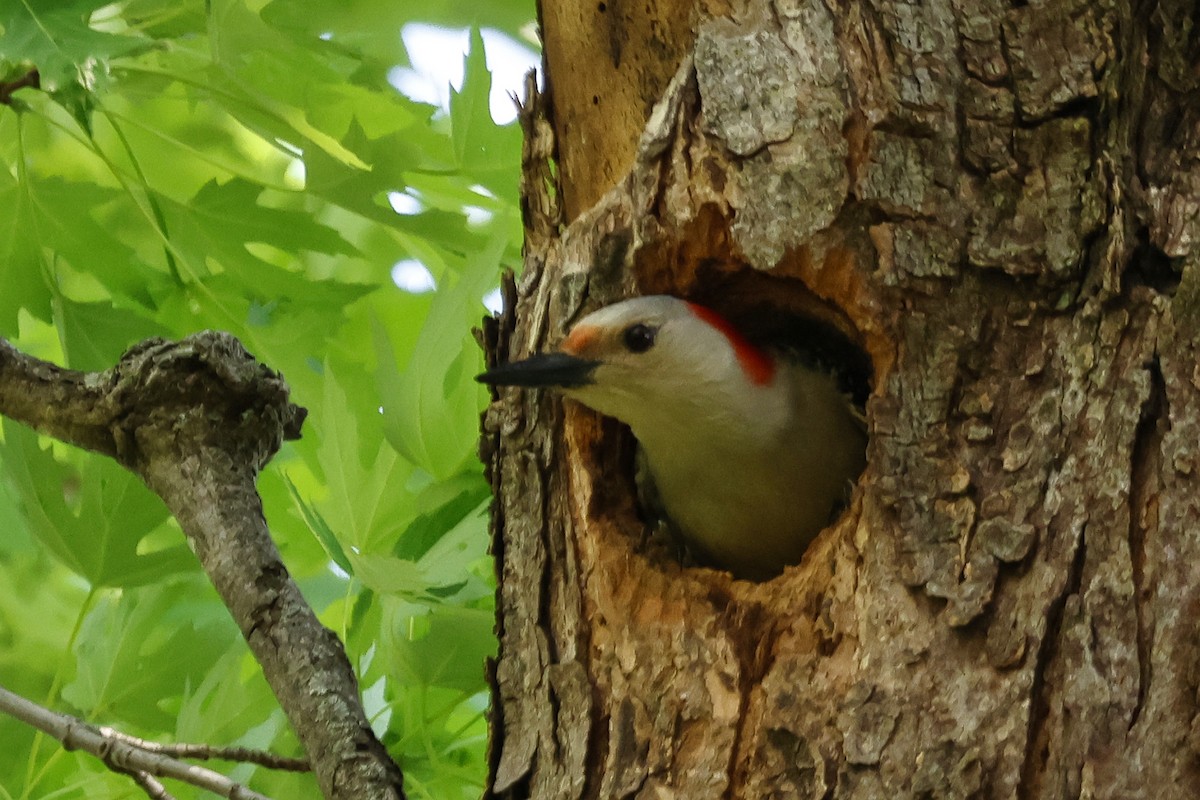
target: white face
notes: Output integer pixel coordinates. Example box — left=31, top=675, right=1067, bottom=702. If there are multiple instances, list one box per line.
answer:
left=557, top=296, right=778, bottom=437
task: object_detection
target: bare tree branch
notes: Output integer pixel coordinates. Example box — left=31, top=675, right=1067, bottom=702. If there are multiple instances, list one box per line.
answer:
left=101, top=728, right=310, bottom=772
left=0, top=683, right=269, bottom=800
left=0, top=332, right=405, bottom=800
left=0, top=68, right=39, bottom=105
left=128, top=770, right=176, bottom=800
left=0, top=337, right=124, bottom=457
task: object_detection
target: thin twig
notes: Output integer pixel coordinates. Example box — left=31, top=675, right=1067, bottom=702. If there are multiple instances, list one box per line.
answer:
left=0, top=684, right=271, bottom=800
left=0, top=68, right=39, bottom=104
left=128, top=770, right=176, bottom=800
left=100, top=727, right=310, bottom=772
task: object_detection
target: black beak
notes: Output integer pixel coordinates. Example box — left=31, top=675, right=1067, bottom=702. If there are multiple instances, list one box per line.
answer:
left=476, top=353, right=600, bottom=389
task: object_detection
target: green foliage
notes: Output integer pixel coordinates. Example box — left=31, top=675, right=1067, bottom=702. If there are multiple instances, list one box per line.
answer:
left=0, top=0, right=534, bottom=797
left=0, top=419, right=192, bottom=587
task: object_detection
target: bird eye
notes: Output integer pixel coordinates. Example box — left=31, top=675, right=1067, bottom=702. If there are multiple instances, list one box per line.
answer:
left=622, top=323, right=657, bottom=353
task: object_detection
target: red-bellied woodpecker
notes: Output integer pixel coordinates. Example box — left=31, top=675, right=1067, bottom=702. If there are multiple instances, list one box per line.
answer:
left=478, top=295, right=868, bottom=579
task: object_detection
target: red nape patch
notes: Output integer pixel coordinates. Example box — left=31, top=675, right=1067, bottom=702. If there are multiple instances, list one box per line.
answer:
left=686, top=302, right=776, bottom=386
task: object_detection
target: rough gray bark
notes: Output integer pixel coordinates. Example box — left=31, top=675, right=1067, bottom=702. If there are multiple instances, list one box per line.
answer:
left=483, top=0, right=1200, bottom=797
left=0, top=333, right=405, bottom=800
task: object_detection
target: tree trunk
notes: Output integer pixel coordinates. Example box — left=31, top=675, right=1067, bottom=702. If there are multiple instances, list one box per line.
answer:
left=481, top=0, right=1200, bottom=797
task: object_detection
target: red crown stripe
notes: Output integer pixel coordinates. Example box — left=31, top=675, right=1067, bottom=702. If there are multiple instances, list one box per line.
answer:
left=686, top=303, right=776, bottom=386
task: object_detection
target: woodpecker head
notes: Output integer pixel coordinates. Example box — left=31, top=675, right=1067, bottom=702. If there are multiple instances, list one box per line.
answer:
left=478, top=296, right=789, bottom=442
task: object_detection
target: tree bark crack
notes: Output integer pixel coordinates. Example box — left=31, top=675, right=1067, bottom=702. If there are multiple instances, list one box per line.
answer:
left=722, top=595, right=783, bottom=797
left=1127, top=351, right=1166, bottom=730
left=1017, top=520, right=1088, bottom=798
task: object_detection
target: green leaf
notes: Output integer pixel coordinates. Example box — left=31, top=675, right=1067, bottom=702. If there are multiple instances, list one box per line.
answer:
left=0, top=166, right=168, bottom=329
left=307, top=364, right=415, bottom=554
left=449, top=29, right=524, bottom=193
left=0, top=548, right=89, bottom=694
left=284, top=473, right=352, bottom=575
left=0, top=0, right=150, bottom=89
left=175, top=652, right=285, bottom=751
left=385, top=604, right=495, bottom=693
left=450, top=29, right=491, bottom=168
left=0, top=165, right=52, bottom=328
left=377, top=228, right=501, bottom=478
left=62, top=580, right=240, bottom=727
left=0, top=419, right=195, bottom=587
left=118, top=0, right=208, bottom=40
left=408, top=497, right=491, bottom=599
left=32, top=178, right=162, bottom=303
left=393, top=471, right=489, bottom=563
left=189, top=179, right=356, bottom=257
left=157, top=179, right=360, bottom=290
left=58, top=298, right=170, bottom=371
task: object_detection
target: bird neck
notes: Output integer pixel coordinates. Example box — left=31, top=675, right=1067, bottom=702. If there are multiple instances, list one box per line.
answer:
left=628, top=369, right=794, bottom=460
